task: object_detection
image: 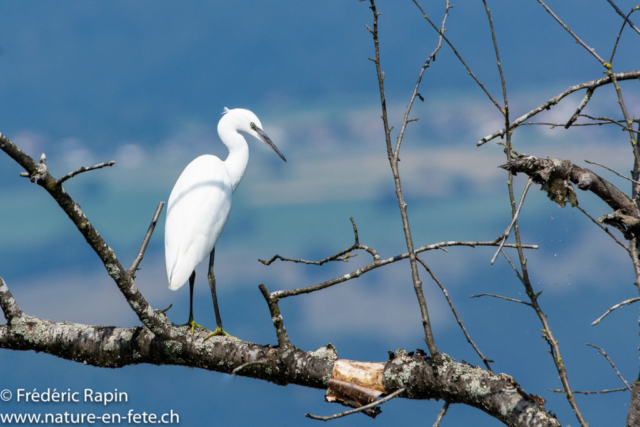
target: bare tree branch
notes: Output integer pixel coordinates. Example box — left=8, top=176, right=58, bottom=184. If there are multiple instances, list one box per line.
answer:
left=305, top=387, right=406, bottom=421
left=584, top=159, right=640, bottom=185
left=482, top=2, right=587, bottom=422
left=550, top=387, right=629, bottom=395
left=535, top=0, right=607, bottom=66
left=476, top=70, right=640, bottom=146
left=367, top=0, right=438, bottom=356
left=259, top=284, right=292, bottom=349
left=128, top=202, right=165, bottom=277
left=58, top=160, right=116, bottom=184
left=576, top=205, right=629, bottom=253
left=260, top=218, right=379, bottom=266
left=591, top=297, right=640, bottom=326
left=564, top=88, right=594, bottom=129
left=412, top=0, right=502, bottom=112
left=395, top=0, right=449, bottom=157
left=580, top=114, right=640, bottom=134
left=418, top=257, right=494, bottom=371
left=267, top=239, right=537, bottom=301
left=490, top=178, right=533, bottom=265
left=501, top=155, right=638, bottom=219
left=432, top=402, right=450, bottom=427
left=585, top=343, right=632, bottom=391
left=609, top=6, right=640, bottom=65
left=470, top=293, right=532, bottom=307
left=0, top=316, right=561, bottom=426
left=606, top=0, right=640, bottom=35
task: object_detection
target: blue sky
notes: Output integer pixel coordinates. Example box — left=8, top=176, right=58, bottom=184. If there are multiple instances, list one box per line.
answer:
left=1, top=1, right=640, bottom=426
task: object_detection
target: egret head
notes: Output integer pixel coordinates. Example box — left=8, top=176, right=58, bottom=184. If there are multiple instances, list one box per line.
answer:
left=220, top=107, right=286, bottom=162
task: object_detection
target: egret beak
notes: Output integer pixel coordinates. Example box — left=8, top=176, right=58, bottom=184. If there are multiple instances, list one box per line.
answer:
left=256, top=127, right=287, bottom=162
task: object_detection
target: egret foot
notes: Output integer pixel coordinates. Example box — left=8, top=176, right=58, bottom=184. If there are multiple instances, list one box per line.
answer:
left=186, top=317, right=206, bottom=335
left=204, top=327, right=238, bottom=341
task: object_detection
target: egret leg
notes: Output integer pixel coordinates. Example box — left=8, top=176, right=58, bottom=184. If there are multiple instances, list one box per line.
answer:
left=187, top=271, right=205, bottom=335
left=204, top=248, right=236, bottom=340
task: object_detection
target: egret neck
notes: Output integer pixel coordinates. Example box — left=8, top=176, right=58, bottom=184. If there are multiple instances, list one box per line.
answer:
left=218, top=121, right=250, bottom=192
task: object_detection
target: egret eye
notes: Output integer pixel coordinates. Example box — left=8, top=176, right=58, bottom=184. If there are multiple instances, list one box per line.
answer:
left=250, top=123, right=257, bottom=130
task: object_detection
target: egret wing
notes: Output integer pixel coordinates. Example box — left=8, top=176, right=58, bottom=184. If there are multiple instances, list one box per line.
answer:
left=165, top=155, right=232, bottom=290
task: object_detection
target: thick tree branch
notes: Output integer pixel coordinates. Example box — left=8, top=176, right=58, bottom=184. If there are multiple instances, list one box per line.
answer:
left=0, top=317, right=560, bottom=427
left=501, top=155, right=639, bottom=220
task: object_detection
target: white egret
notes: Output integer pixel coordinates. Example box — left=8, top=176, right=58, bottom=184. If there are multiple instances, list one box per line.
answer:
left=164, top=107, right=286, bottom=339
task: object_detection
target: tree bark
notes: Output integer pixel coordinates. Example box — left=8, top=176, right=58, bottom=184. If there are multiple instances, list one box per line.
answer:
left=627, top=379, right=640, bottom=427
left=0, top=315, right=559, bottom=427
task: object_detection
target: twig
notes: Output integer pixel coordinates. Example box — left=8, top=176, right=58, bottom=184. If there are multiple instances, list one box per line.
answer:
left=264, top=240, right=537, bottom=271
left=470, top=293, right=532, bottom=307
left=520, top=119, right=640, bottom=132
left=550, top=387, right=628, bottom=395
left=260, top=218, right=379, bottom=266
left=418, top=257, right=494, bottom=371
left=591, top=297, right=640, bottom=326
left=482, top=0, right=508, bottom=116
left=269, top=239, right=537, bottom=300
left=585, top=343, right=632, bottom=391
left=412, top=0, right=502, bottom=112
left=260, top=253, right=355, bottom=266
left=395, top=0, right=449, bottom=157
left=128, top=202, right=165, bottom=277
left=416, top=240, right=537, bottom=252
left=432, top=402, right=450, bottom=427
left=609, top=7, right=640, bottom=65
left=476, top=70, right=640, bottom=146
left=564, top=88, right=594, bottom=129
left=158, top=304, right=172, bottom=314
left=580, top=114, right=640, bottom=134
left=606, top=0, right=640, bottom=35
left=500, top=248, right=524, bottom=284
left=305, top=387, right=406, bottom=421
left=576, top=205, right=629, bottom=253
left=259, top=284, right=291, bottom=349
left=490, top=178, right=533, bottom=265
left=58, top=161, right=116, bottom=184
left=584, top=160, right=640, bottom=185
left=536, top=0, right=607, bottom=66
